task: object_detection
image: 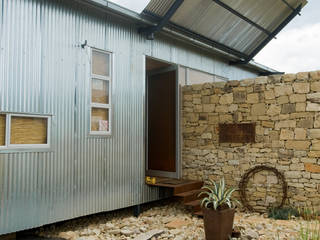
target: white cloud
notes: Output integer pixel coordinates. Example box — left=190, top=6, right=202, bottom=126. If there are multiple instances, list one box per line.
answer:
left=108, top=0, right=150, bottom=13
left=254, top=23, right=320, bottom=73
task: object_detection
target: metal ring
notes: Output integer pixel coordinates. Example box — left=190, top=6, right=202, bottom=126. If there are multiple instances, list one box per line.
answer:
left=238, top=165, right=288, bottom=212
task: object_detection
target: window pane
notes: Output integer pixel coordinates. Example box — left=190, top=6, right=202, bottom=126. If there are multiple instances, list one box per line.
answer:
left=0, top=115, right=5, bottom=146
left=92, top=79, right=109, bottom=104
left=10, top=116, right=48, bottom=144
left=92, top=50, right=110, bottom=77
left=91, top=108, right=109, bottom=132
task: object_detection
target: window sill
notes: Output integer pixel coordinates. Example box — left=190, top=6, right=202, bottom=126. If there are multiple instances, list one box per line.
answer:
left=0, top=147, right=53, bottom=153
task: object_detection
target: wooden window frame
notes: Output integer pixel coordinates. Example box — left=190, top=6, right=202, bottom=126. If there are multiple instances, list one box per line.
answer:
left=90, top=48, right=112, bottom=136
left=0, top=113, right=51, bottom=150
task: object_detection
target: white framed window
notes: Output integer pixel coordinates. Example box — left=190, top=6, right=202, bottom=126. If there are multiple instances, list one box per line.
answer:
left=0, top=113, right=51, bottom=150
left=90, top=48, right=112, bottom=135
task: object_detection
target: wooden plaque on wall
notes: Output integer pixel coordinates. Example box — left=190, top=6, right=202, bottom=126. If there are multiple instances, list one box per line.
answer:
left=219, top=123, right=255, bottom=143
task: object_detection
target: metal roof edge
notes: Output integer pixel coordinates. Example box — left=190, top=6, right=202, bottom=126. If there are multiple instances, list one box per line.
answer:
left=75, top=0, right=279, bottom=74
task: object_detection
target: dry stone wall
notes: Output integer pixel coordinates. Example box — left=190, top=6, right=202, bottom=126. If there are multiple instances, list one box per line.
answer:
left=182, top=71, right=320, bottom=211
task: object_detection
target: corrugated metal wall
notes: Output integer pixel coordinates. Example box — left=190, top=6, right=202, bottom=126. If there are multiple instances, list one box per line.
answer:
left=0, top=0, right=258, bottom=234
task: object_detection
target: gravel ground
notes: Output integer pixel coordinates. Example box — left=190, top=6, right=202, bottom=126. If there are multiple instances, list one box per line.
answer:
left=34, top=199, right=310, bottom=240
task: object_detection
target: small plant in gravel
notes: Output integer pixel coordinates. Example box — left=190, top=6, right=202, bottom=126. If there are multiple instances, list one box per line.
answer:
left=268, top=206, right=299, bottom=220
left=299, top=205, right=320, bottom=240
left=299, top=220, right=320, bottom=240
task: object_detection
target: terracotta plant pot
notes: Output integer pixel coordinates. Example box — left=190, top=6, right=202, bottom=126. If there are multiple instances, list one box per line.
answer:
left=202, top=207, right=235, bottom=240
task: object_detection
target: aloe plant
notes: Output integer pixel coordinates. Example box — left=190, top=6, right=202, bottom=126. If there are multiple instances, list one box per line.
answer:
left=198, top=178, right=240, bottom=210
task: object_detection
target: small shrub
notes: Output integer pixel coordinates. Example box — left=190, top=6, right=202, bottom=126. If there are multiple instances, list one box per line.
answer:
left=300, top=221, right=320, bottom=240
left=268, top=206, right=299, bottom=220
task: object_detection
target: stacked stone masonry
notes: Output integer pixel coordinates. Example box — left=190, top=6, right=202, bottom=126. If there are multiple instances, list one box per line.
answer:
left=182, top=71, right=320, bottom=211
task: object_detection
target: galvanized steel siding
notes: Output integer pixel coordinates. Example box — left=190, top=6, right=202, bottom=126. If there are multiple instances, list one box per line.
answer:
left=0, top=0, right=257, bottom=234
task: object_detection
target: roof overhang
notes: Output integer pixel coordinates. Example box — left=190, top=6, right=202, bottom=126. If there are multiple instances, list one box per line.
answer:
left=74, top=0, right=307, bottom=75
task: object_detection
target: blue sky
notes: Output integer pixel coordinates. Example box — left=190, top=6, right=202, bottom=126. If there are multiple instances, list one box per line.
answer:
left=110, top=0, right=320, bottom=73
left=255, top=0, right=320, bottom=73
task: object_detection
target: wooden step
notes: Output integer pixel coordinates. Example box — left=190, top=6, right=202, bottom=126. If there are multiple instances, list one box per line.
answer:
left=184, top=199, right=201, bottom=207
left=174, top=189, right=202, bottom=203
left=173, top=180, right=203, bottom=195
left=185, top=199, right=202, bottom=212
left=194, top=210, right=203, bottom=217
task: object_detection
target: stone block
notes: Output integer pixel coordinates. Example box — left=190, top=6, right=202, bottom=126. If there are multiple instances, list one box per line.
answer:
left=274, top=85, right=293, bottom=96
left=219, top=93, right=233, bottom=104
left=203, top=104, right=215, bottom=113
left=289, top=94, right=306, bottom=103
left=296, top=103, right=306, bottom=112
left=219, top=114, right=233, bottom=122
left=282, top=74, right=296, bottom=82
left=202, top=96, right=210, bottom=104
left=267, top=105, right=281, bottom=116
left=201, top=132, right=212, bottom=139
left=275, top=120, right=296, bottom=129
left=285, top=171, right=302, bottom=178
left=308, top=151, right=320, bottom=158
left=290, top=163, right=305, bottom=171
left=183, top=94, right=193, bottom=101
left=308, top=129, right=320, bottom=139
left=305, top=163, right=320, bottom=173
left=297, top=119, right=313, bottom=128
left=262, top=121, right=274, bottom=128
left=293, top=82, right=310, bottom=93
left=251, top=103, right=266, bottom=116
left=306, top=102, right=320, bottom=111
left=201, top=89, right=212, bottom=96
left=208, top=115, right=219, bottom=124
left=311, top=82, right=320, bottom=92
left=294, top=128, right=306, bottom=140
left=192, top=84, right=202, bottom=91
left=166, top=219, right=191, bottom=229
left=233, top=91, right=247, bottom=103
left=185, top=113, right=199, bottom=122
left=229, top=104, right=238, bottom=112
left=285, top=140, right=311, bottom=150
left=264, top=90, right=275, bottom=100
left=281, top=103, right=295, bottom=114
left=277, top=96, right=289, bottom=104
left=310, top=71, right=320, bottom=80
left=194, top=105, right=202, bottom=112
left=215, top=105, right=229, bottom=113
left=210, top=95, right=220, bottom=104
left=267, top=175, right=278, bottom=184
left=296, top=72, right=309, bottom=80
left=311, top=174, right=320, bottom=180
left=240, top=78, right=255, bottom=86
left=247, top=93, right=259, bottom=103
left=307, top=93, right=320, bottom=103
left=280, top=129, right=294, bottom=140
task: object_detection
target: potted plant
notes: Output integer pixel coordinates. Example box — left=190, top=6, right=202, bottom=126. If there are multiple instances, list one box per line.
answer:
left=199, top=178, right=240, bottom=240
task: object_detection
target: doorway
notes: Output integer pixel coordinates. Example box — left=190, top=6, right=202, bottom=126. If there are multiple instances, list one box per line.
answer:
left=145, top=57, right=180, bottom=179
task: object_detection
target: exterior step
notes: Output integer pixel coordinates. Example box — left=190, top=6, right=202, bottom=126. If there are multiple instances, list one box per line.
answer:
left=173, top=181, right=203, bottom=195
left=185, top=199, right=202, bottom=212
left=174, top=189, right=202, bottom=203
left=194, top=210, right=203, bottom=217
left=184, top=199, right=201, bottom=207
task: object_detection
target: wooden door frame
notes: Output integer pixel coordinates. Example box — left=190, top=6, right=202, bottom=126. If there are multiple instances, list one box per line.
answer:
left=144, top=56, right=181, bottom=179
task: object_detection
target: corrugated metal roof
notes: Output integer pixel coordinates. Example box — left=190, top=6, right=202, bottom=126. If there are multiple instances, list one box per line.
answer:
left=144, top=0, right=307, bottom=60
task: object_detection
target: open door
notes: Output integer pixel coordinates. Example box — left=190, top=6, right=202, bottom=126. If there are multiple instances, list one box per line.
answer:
left=146, top=57, right=180, bottom=179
